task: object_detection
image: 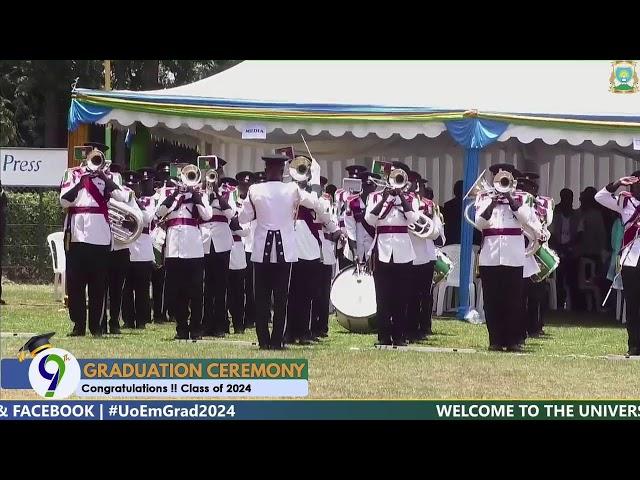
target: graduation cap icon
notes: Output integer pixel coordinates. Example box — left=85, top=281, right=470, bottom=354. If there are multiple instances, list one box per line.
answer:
left=18, top=332, right=55, bottom=362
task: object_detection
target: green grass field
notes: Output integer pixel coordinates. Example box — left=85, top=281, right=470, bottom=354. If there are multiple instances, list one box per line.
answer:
left=1, top=283, right=640, bottom=399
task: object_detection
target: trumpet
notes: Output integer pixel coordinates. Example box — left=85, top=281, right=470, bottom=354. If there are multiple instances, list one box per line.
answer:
left=177, top=164, right=202, bottom=192
left=370, top=167, right=409, bottom=191
left=290, top=156, right=311, bottom=183
left=204, top=169, right=218, bottom=193
left=84, top=149, right=106, bottom=172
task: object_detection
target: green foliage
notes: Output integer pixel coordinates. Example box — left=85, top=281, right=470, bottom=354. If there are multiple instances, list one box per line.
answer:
left=3, top=189, right=64, bottom=283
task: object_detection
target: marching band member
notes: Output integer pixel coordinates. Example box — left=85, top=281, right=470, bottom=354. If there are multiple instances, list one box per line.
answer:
left=121, top=167, right=157, bottom=330
left=59, top=142, right=130, bottom=337
left=238, top=154, right=325, bottom=350
left=107, top=170, right=139, bottom=332
left=237, top=171, right=258, bottom=329
left=595, top=171, right=640, bottom=356
left=365, top=161, right=418, bottom=347
left=336, top=165, right=368, bottom=269
left=312, top=181, right=342, bottom=338
left=285, top=158, right=332, bottom=345
left=407, top=171, right=443, bottom=342
left=151, top=161, right=172, bottom=323
left=156, top=169, right=213, bottom=340
left=344, top=171, right=379, bottom=264
left=228, top=210, right=250, bottom=334
left=200, top=170, right=235, bottom=338
left=474, top=164, right=542, bottom=352
left=516, top=172, right=549, bottom=341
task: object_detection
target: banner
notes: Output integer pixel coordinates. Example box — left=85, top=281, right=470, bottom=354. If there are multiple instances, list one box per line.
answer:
left=0, top=148, right=68, bottom=187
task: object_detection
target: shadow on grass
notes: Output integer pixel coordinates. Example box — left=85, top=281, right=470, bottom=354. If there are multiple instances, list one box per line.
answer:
left=544, top=310, right=625, bottom=330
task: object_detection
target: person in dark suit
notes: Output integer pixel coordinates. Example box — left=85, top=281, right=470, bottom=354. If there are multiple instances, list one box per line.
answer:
left=442, top=180, right=481, bottom=246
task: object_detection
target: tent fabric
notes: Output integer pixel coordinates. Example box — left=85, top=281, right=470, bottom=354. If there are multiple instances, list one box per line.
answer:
left=70, top=61, right=640, bottom=146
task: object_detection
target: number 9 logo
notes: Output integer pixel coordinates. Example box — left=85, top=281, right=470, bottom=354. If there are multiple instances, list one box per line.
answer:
left=29, top=348, right=81, bottom=399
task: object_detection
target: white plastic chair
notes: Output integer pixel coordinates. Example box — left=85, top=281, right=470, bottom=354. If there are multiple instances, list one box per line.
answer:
left=47, top=232, right=66, bottom=302
left=434, top=244, right=476, bottom=315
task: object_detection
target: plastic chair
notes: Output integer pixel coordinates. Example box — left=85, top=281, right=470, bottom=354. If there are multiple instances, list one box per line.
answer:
left=47, top=232, right=66, bottom=302
left=434, top=244, right=476, bottom=315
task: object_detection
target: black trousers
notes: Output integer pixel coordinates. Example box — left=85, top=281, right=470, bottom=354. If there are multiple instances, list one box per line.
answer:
left=165, top=257, right=204, bottom=339
left=555, top=249, right=579, bottom=310
left=121, top=261, right=153, bottom=328
left=203, top=250, right=231, bottom=335
left=523, top=277, right=545, bottom=337
left=102, top=249, right=130, bottom=332
left=254, top=261, right=291, bottom=349
left=228, top=268, right=246, bottom=332
left=407, top=261, right=435, bottom=340
left=479, top=265, right=524, bottom=348
left=286, top=259, right=321, bottom=342
left=243, top=252, right=255, bottom=328
left=66, top=242, right=109, bottom=335
left=622, top=266, right=640, bottom=354
left=311, top=264, right=334, bottom=336
left=373, top=259, right=412, bottom=344
left=152, top=265, right=168, bottom=320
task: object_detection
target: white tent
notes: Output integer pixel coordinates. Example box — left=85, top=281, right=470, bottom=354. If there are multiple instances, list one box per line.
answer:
left=71, top=60, right=640, bottom=206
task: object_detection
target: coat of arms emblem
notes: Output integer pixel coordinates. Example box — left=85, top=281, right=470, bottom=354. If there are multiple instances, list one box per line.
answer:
left=610, top=60, right=639, bottom=93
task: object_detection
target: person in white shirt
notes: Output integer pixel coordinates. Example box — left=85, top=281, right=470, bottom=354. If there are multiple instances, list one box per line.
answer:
left=156, top=169, right=213, bottom=340
left=595, top=171, right=640, bottom=356
left=228, top=212, right=249, bottom=334
left=59, top=142, right=130, bottom=337
left=312, top=181, right=343, bottom=338
left=121, top=167, right=157, bottom=330
left=285, top=158, right=333, bottom=345
left=150, top=161, right=172, bottom=324
left=236, top=171, right=258, bottom=329
left=336, top=164, right=368, bottom=269
left=238, top=154, right=324, bottom=350
left=365, top=161, right=419, bottom=347
left=406, top=171, right=443, bottom=342
left=474, top=164, right=542, bottom=352
left=200, top=173, right=235, bottom=338
left=516, top=172, right=550, bottom=341
left=344, top=171, right=379, bottom=264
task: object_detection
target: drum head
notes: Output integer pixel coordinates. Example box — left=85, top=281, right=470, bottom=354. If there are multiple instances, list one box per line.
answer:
left=330, top=266, right=377, bottom=333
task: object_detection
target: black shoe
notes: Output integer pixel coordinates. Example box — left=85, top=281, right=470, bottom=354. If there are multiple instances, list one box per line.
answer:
left=317, top=332, right=329, bottom=338
left=506, top=344, right=524, bottom=352
left=0, top=299, right=6, bottom=305
left=122, top=323, right=135, bottom=329
left=375, top=341, right=393, bottom=347
left=153, top=316, right=168, bottom=324
left=91, top=331, right=103, bottom=338
left=488, top=345, right=503, bottom=351
left=394, top=340, right=409, bottom=347
left=298, top=339, right=313, bottom=345
left=109, top=326, right=122, bottom=335
left=191, top=335, right=203, bottom=341
left=259, top=345, right=270, bottom=350
left=213, top=332, right=226, bottom=338
left=135, top=324, right=146, bottom=330
left=174, top=334, right=189, bottom=340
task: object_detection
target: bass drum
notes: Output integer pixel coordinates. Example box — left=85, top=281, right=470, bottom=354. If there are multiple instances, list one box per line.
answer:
left=330, top=265, right=377, bottom=333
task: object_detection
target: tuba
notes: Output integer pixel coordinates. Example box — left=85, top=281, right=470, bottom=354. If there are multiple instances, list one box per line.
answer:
left=290, top=156, right=311, bottom=182
left=180, top=164, right=201, bottom=188
left=108, top=196, right=144, bottom=244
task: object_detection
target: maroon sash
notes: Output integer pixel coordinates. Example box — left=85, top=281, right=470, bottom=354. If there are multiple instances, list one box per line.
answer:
left=621, top=197, right=640, bottom=253
left=81, top=175, right=109, bottom=223
left=349, top=197, right=376, bottom=238
left=297, top=205, right=322, bottom=245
